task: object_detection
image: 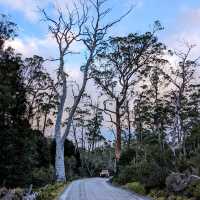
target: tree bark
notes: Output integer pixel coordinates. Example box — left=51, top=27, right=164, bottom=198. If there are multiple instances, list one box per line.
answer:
left=115, top=101, right=121, bottom=162
left=126, top=102, right=131, bottom=149
left=54, top=55, right=67, bottom=182
left=55, top=138, right=66, bottom=181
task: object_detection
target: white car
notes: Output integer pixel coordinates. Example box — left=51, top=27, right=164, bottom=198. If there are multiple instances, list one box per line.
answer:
left=100, top=170, right=110, bottom=177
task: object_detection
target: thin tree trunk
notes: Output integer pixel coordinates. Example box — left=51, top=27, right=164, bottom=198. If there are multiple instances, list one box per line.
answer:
left=115, top=105, right=121, bottom=161
left=126, top=102, right=131, bottom=149
left=72, top=120, right=79, bottom=151
left=42, top=111, right=48, bottom=135
left=42, top=90, right=53, bottom=134
left=115, top=101, right=121, bottom=174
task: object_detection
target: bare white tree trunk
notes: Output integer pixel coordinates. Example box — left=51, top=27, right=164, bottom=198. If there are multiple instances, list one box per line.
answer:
left=54, top=56, right=67, bottom=181
left=172, top=95, right=184, bottom=151
left=42, top=0, right=129, bottom=182
left=55, top=138, right=66, bottom=181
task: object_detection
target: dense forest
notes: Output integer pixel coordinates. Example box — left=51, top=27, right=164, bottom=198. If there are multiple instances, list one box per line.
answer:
left=1, top=0, right=200, bottom=200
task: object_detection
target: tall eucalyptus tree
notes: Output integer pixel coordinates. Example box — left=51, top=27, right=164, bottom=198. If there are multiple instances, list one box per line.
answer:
left=42, top=0, right=129, bottom=181
left=91, top=22, right=166, bottom=167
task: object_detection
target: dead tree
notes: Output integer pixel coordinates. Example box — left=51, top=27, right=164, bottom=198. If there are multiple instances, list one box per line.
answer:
left=42, top=0, right=129, bottom=182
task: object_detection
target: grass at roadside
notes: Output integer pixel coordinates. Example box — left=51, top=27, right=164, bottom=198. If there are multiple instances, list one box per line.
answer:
left=36, top=182, right=69, bottom=200
left=123, top=182, right=146, bottom=195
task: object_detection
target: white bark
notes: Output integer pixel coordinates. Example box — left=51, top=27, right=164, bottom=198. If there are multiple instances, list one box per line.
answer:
left=42, top=0, right=129, bottom=182
left=54, top=56, right=67, bottom=181
left=55, top=139, right=66, bottom=181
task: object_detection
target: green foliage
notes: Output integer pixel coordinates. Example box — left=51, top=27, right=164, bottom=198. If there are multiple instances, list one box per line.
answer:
left=0, top=14, right=17, bottom=39
left=116, top=144, right=170, bottom=188
left=168, top=196, right=192, bottom=200
left=149, top=189, right=166, bottom=198
left=125, top=182, right=146, bottom=195
left=175, top=157, right=191, bottom=173
left=32, top=166, right=54, bottom=187
left=186, top=180, right=200, bottom=198
left=156, top=198, right=165, bottom=200
left=113, top=165, right=135, bottom=185
left=0, top=128, right=52, bottom=187
left=37, top=183, right=66, bottom=200
left=65, top=156, right=79, bottom=180
left=119, top=148, right=136, bottom=166
left=133, top=160, right=169, bottom=188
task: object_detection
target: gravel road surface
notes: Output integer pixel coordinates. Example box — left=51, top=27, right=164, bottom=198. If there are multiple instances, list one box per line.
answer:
left=59, top=178, right=151, bottom=200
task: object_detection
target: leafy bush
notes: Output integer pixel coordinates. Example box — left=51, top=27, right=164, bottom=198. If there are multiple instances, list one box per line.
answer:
left=116, top=160, right=169, bottom=188
left=142, top=161, right=168, bottom=188
left=119, top=148, right=136, bottom=166
left=0, top=128, right=52, bottom=187
left=113, top=165, right=135, bottom=185
left=65, top=156, right=78, bottom=180
left=32, top=166, right=54, bottom=187
left=186, top=180, right=200, bottom=198
left=175, top=157, right=191, bottom=173
left=155, top=197, right=165, bottom=200
left=192, top=183, right=200, bottom=198
left=125, top=182, right=146, bottom=195
left=148, top=189, right=166, bottom=199
left=37, top=183, right=66, bottom=200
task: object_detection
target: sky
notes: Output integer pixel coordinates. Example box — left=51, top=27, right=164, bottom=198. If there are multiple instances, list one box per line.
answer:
left=1, top=0, right=200, bottom=138
left=1, top=0, right=200, bottom=72
left=1, top=0, right=200, bottom=57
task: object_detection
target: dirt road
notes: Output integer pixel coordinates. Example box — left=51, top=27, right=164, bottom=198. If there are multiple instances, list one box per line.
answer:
left=59, top=178, right=151, bottom=200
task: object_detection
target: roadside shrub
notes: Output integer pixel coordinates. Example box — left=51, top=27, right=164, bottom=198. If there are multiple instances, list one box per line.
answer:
left=0, top=128, right=52, bottom=187
left=115, top=159, right=169, bottom=188
left=31, top=166, right=54, bottom=187
left=14, top=188, right=24, bottom=197
left=119, top=148, right=136, bottom=166
left=37, top=183, right=66, bottom=200
left=148, top=189, right=166, bottom=199
left=175, top=157, right=191, bottom=173
left=175, top=196, right=190, bottom=200
left=114, top=165, right=135, bottom=185
left=186, top=180, right=200, bottom=198
left=125, top=182, right=146, bottom=195
left=65, top=156, right=77, bottom=180
left=128, top=160, right=169, bottom=188
left=155, top=197, right=165, bottom=200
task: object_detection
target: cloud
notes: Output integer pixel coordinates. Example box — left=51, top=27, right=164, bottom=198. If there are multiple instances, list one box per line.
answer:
left=6, top=32, right=82, bottom=57
left=164, top=6, right=200, bottom=51
left=0, top=0, right=72, bottom=23
left=161, top=6, right=200, bottom=85
left=6, top=33, right=56, bottom=57
left=5, top=32, right=85, bottom=79
left=0, top=0, right=40, bottom=22
left=179, top=7, right=200, bottom=28
left=160, top=6, right=200, bottom=71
